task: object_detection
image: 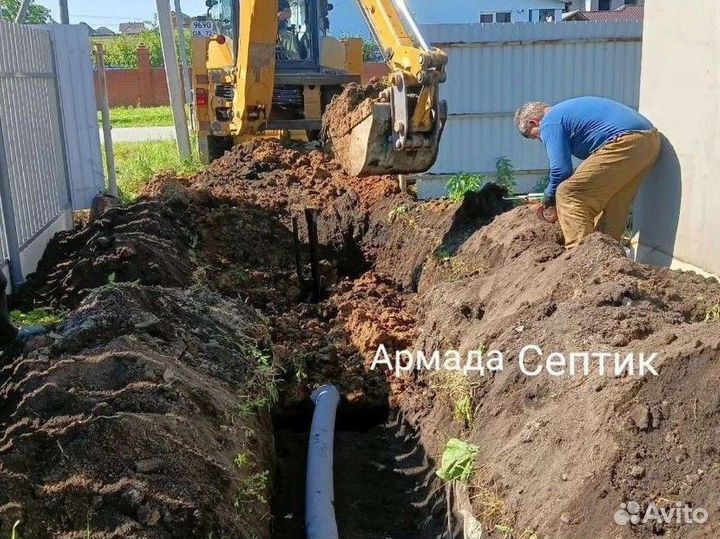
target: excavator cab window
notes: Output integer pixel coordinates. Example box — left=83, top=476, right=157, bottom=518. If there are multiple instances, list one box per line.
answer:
left=207, top=0, right=237, bottom=53
left=277, top=0, right=318, bottom=65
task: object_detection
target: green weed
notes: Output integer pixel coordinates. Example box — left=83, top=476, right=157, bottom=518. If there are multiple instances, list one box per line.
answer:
left=232, top=451, right=270, bottom=513
left=10, top=308, right=64, bottom=328
left=434, top=247, right=453, bottom=262
left=436, top=438, right=479, bottom=485
left=11, top=520, right=21, bottom=539
left=238, top=344, right=279, bottom=414
left=454, top=394, right=473, bottom=427
left=495, top=156, right=518, bottom=194
left=388, top=204, right=409, bottom=223
left=446, top=173, right=488, bottom=203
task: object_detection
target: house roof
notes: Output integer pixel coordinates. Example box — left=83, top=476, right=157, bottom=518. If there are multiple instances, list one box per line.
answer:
left=94, top=27, right=116, bottom=36
left=119, top=22, right=146, bottom=35
left=563, top=5, right=644, bottom=22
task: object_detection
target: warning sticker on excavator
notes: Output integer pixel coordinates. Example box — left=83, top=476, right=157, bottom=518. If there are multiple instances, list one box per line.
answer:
left=192, top=21, right=216, bottom=38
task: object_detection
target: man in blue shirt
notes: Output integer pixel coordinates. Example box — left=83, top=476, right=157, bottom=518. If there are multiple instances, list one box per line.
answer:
left=514, top=96, right=661, bottom=248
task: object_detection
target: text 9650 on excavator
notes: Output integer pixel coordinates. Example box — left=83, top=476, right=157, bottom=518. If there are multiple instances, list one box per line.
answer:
left=191, top=0, right=447, bottom=176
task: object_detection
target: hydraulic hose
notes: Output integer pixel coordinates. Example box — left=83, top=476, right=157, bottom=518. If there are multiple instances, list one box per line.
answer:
left=305, top=384, right=341, bottom=539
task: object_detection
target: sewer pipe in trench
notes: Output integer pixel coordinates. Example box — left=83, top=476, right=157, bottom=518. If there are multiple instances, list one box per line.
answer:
left=305, top=384, right=341, bottom=539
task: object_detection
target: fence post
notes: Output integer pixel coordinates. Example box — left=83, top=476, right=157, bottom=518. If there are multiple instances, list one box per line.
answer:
left=95, top=44, right=118, bottom=197
left=0, top=121, right=25, bottom=293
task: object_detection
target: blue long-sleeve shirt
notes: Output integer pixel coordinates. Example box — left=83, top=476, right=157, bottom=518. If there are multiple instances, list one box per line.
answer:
left=540, top=96, right=654, bottom=200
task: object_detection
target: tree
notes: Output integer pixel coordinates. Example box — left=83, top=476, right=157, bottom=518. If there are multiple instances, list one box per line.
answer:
left=0, top=0, right=53, bottom=23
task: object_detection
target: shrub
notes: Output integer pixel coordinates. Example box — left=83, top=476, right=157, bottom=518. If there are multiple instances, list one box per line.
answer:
left=446, top=173, right=488, bottom=203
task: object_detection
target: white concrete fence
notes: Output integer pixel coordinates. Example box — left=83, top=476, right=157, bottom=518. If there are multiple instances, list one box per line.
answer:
left=0, top=22, right=103, bottom=292
left=417, top=21, right=643, bottom=197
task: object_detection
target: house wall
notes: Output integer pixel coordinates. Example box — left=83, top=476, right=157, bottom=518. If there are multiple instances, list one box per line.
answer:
left=632, top=0, right=720, bottom=277
left=409, top=0, right=563, bottom=24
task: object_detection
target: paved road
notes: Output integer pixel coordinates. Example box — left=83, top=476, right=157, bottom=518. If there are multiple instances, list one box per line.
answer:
left=101, top=126, right=176, bottom=143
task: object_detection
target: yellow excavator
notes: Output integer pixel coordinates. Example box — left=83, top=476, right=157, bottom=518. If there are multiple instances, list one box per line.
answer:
left=191, top=0, right=447, bottom=176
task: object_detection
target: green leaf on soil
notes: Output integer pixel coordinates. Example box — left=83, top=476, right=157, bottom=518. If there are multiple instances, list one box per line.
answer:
left=436, top=438, right=479, bottom=484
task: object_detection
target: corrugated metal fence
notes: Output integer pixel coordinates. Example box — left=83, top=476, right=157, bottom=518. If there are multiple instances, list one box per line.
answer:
left=0, top=22, right=103, bottom=291
left=419, top=21, right=643, bottom=195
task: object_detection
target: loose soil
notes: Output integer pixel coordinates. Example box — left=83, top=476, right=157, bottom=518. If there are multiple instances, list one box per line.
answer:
left=3, top=138, right=720, bottom=539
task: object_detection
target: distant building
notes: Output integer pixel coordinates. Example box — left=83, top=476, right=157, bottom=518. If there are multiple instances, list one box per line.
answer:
left=565, top=0, right=642, bottom=11
left=563, top=4, right=643, bottom=21
left=94, top=27, right=116, bottom=37
left=119, top=22, right=146, bottom=35
left=409, top=0, right=568, bottom=24
left=78, top=22, right=94, bottom=35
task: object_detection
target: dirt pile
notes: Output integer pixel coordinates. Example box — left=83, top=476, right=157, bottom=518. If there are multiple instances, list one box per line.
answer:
left=372, top=206, right=720, bottom=539
left=322, top=80, right=386, bottom=140
left=0, top=284, right=275, bottom=539
left=15, top=200, right=196, bottom=310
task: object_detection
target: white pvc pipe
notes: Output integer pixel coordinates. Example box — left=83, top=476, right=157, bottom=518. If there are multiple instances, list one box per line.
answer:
left=305, top=384, right=341, bottom=539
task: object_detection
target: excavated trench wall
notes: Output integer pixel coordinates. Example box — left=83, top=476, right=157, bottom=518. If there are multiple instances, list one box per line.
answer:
left=4, top=140, right=720, bottom=539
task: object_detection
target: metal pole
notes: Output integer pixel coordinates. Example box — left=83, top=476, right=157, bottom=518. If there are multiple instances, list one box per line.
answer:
left=0, top=121, right=25, bottom=293
left=59, top=0, right=69, bottom=24
left=14, top=0, right=32, bottom=23
left=292, top=216, right=305, bottom=293
left=304, top=207, right=322, bottom=303
left=173, top=0, right=193, bottom=106
left=156, top=0, right=192, bottom=159
left=94, top=44, right=118, bottom=197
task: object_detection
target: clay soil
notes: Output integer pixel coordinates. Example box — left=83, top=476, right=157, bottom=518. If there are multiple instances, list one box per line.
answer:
left=3, top=139, right=720, bottom=539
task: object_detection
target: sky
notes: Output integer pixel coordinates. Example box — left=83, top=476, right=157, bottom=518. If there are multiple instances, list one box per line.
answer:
left=34, top=0, right=370, bottom=36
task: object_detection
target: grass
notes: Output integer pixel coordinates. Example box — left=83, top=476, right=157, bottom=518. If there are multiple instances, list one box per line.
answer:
left=99, top=106, right=174, bottom=128
left=111, top=139, right=204, bottom=201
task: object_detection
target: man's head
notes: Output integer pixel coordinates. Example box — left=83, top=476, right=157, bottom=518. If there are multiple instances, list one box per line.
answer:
left=514, top=102, right=550, bottom=140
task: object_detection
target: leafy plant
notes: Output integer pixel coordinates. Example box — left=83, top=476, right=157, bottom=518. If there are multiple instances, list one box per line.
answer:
left=446, top=173, right=488, bottom=203
left=437, top=438, right=479, bottom=484
left=1, top=0, right=52, bottom=23
left=495, top=156, right=517, bottom=194
left=433, top=247, right=453, bottom=262
left=388, top=204, right=409, bottom=223
left=233, top=452, right=270, bottom=508
left=238, top=344, right=279, bottom=414
left=10, top=308, right=64, bottom=328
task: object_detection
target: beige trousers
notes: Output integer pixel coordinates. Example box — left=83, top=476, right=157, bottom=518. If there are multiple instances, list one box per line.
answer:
left=556, top=129, right=661, bottom=248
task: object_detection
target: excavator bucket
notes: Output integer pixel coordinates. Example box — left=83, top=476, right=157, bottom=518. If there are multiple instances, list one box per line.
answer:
left=330, top=102, right=446, bottom=177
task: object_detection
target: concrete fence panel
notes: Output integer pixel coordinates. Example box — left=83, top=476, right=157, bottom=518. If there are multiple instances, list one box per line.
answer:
left=0, top=22, right=102, bottom=290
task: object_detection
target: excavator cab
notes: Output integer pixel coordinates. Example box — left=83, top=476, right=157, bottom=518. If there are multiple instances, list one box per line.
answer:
left=194, top=0, right=361, bottom=161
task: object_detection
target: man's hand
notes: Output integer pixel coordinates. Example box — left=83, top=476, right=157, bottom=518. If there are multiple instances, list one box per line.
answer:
left=542, top=193, right=555, bottom=208
left=535, top=193, right=558, bottom=223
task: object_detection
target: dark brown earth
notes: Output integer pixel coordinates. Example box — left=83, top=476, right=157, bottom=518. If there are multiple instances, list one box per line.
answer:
left=4, top=139, right=720, bottom=539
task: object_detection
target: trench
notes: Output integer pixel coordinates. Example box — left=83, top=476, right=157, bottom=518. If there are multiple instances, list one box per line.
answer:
left=271, top=403, right=450, bottom=539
